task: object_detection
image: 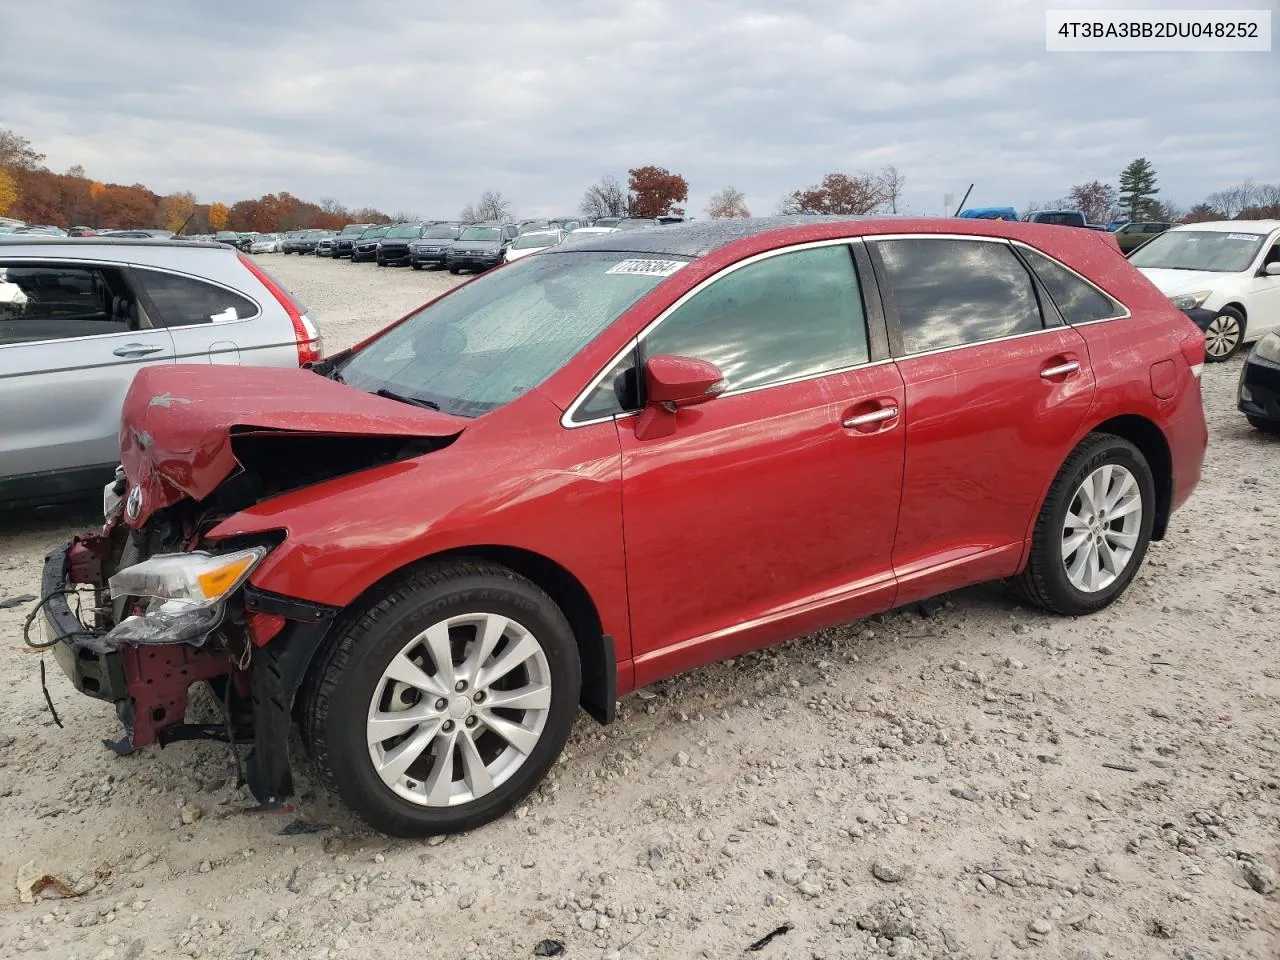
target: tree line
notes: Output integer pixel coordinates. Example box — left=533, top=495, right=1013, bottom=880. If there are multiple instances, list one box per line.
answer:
left=0, top=128, right=394, bottom=233
left=1028, top=157, right=1280, bottom=225
left=3, top=127, right=1276, bottom=235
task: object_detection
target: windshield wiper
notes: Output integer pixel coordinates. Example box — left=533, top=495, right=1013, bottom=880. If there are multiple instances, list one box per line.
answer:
left=374, top=387, right=440, bottom=411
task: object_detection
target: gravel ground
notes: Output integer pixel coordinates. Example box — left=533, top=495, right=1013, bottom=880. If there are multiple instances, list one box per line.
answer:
left=1, top=253, right=1277, bottom=960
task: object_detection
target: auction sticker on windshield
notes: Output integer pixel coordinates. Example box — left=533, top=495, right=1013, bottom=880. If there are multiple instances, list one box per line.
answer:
left=605, top=259, right=686, bottom=277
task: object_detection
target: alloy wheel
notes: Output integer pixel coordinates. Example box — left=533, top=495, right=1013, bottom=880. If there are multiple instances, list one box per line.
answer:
left=366, top=613, right=552, bottom=807
left=1205, top=314, right=1240, bottom=358
left=1061, top=464, right=1143, bottom=593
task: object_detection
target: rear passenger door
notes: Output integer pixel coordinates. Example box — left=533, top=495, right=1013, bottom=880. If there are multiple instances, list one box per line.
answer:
left=867, top=236, right=1096, bottom=603
left=130, top=266, right=262, bottom=365
left=0, top=259, right=177, bottom=487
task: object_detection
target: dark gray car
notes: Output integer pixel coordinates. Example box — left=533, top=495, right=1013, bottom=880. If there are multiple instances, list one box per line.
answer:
left=445, top=223, right=519, bottom=273
left=0, top=237, right=322, bottom=508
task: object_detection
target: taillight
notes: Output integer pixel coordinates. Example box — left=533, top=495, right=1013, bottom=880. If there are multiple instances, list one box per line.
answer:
left=237, top=252, right=324, bottom=365
left=1180, top=328, right=1205, bottom=379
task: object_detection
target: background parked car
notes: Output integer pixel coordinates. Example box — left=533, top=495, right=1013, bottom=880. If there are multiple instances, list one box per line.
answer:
left=1113, top=221, right=1175, bottom=253
left=333, top=223, right=374, bottom=259
left=1022, top=210, right=1090, bottom=228
left=0, top=235, right=322, bottom=508
left=445, top=222, right=518, bottom=273
left=562, top=226, right=619, bottom=244
left=503, top=228, right=565, bottom=261
left=351, top=224, right=392, bottom=263
left=1130, top=220, right=1280, bottom=361
left=315, top=236, right=335, bottom=257
left=614, top=217, right=662, bottom=231
left=249, top=233, right=284, bottom=254
left=409, top=223, right=463, bottom=270
left=1239, top=331, right=1280, bottom=433
left=295, top=229, right=334, bottom=255
left=591, top=217, right=623, bottom=228
left=376, top=222, right=429, bottom=267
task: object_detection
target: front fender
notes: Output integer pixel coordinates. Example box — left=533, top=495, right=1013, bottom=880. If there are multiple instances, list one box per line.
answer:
left=205, top=421, right=630, bottom=656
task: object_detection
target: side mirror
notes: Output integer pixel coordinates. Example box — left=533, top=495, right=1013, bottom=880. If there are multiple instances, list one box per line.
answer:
left=1264, top=262, right=1280, bottom=277
left=634, top=355, right=725, bottom=440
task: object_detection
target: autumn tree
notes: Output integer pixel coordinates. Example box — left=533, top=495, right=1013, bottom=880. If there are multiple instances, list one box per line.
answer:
left=460, top=189, right=513, bottom=223
left=0, top=169, right=17, bottom=216
left=1182, top=203, right=1219, bottom=223
left=1118, top=158, right=1160, bottom=221
left=706, top=185, right=750, bottom=219
left=94, top=183, right=161, bottom=229
left=579, top=175, right=628, bottom=220
left=162, top=191, right=198, bottom=232
left=208, top=202, right=229, bottom=231
left=0, top=128, right=45, bottom=171
left=781, top=171, right=890, bottom=216
left=628, top=166, right=688, bottom=219
left=65, top=164, right=86, bottom=179
left=1066, top=180, right=1118, bottom=224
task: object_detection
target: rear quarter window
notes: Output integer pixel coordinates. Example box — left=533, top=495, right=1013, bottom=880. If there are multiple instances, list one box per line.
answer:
left=133, top=269, right=258, bottom=327
left=1018, top=247, right=1122, bottom=324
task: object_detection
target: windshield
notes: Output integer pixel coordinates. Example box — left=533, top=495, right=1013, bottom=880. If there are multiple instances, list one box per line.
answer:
left=342, top=224, right=369, bottom=236
left=360, top=226, right=391, bottom=240
left=1129, top=230, right=1267, bottom=273
left=615, top=219, right=657, bottom=231
left=386, top=225, right=422, bottom=238
left=423, top=225, right=459, bottom=239
left=216, top=232, right=239, bottom=240
left=338, top=251, right=683, bottom=417
left=460, top=227, right=502, bottom=242
left=512, top=232, right=559, bottom=250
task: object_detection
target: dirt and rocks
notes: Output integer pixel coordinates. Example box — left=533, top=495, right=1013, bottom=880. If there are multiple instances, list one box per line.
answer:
left=1, top=254, right=1277, bottom=959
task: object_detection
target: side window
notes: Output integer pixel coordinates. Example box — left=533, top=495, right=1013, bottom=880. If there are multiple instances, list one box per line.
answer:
left=874, top=239, right=1042, bottom=354
left=133, top=269, right=257, bottom=327
left=641, top=244, right=870, bottom=392
left=1019, top=247, right=1121, bottom=324
left=575, top=347, right=639, bottom=421
left=0, top=262, right=145, bottom=345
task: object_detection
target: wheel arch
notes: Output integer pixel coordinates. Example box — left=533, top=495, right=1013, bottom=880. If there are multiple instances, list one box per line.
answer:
left=1086, top=415, right=1173, bottom=541
left=300, top=543, right=617, bottom=727
left=1222, top=301, right=1248, bottom=323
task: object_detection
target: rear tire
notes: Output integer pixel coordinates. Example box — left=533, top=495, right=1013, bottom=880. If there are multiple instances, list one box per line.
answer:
left=448, top=266, right=460, bottom=274
left=302, top=560, right=581, bottom=837
left=411, top=263, right=422, bottom=271
left=1015, top=433, right=1155, bottom=616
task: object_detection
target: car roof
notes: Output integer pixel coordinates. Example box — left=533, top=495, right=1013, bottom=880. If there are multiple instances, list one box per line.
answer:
left=0, top=236, right=230, bottom=251
left=1169, top=220, right=1280, bottom=233
left=542, top=214, right=1130, bottom=260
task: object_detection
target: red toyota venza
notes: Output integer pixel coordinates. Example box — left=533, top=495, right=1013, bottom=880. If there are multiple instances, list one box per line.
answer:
left=36, top=217, right=1208, bottom=836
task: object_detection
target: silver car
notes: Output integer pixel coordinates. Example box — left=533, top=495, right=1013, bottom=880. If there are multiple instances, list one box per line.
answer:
left=0, top=237, right=323, bottom=508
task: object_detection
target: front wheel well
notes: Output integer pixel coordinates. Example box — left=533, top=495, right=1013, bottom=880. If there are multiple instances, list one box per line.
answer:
left=1221, top=302, right=1247, bottom=323
left=1089, top=416, right=1172, bottom=540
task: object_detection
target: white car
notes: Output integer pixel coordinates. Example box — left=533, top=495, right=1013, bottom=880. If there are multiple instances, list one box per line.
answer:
left=561, top=226, right=620, bottom=244
left=1130, top=220, right=1280, bottom=361
left=503, top=229, right=566, bottom=262
left=249, top=233, right=284, bottom=254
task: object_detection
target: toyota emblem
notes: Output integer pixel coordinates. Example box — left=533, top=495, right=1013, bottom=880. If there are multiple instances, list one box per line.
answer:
left=125, top=485, right=144, bottom=522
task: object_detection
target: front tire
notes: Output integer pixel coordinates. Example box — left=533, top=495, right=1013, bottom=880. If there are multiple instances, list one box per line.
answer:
left=1205, top=307, right=1245, bottom=362
left=1015, top=433, right=1155, bottom=616
left=1247, top=415, right=1280, bottom=434
left=303, top=561, right=581, bottom=837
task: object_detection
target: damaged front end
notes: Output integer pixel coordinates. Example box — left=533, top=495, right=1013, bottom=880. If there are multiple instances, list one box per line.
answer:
left=38, top=477, right=339, bottom=810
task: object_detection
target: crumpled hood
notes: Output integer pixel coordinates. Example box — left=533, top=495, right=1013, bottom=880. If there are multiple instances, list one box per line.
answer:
left=119, top=365, right=466, bottom=526
left=1135, top=267, right=1230, bottom=297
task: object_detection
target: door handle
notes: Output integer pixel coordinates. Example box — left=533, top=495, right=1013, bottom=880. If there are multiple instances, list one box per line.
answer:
left=1040, top=360, right=1080, bottom=379
left=843, top=405, right=899, bottom=429
left=113, top=344, right=165, bottom=358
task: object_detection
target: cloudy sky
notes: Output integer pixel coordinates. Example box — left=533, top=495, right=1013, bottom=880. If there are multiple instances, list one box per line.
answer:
left=2, top=0, right=1276, bottom=219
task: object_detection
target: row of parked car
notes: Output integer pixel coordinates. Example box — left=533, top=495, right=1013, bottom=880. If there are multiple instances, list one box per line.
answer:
left=958, top=209, right=1176, bottom=252
left=241, top=216, right=688, bottom=273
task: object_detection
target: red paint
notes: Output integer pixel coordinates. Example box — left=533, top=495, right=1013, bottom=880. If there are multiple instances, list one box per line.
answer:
left=118, top=218, right=1206, bottom=700
left=1149, top=359, right=1177, bottom=400
left=120, top=644, right=234, bottom=748
left=119, top=364, right=464, bottom=526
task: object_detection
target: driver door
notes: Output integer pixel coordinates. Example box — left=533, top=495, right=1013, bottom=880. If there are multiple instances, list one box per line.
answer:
left=614, top=242, right=906, bottom=686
